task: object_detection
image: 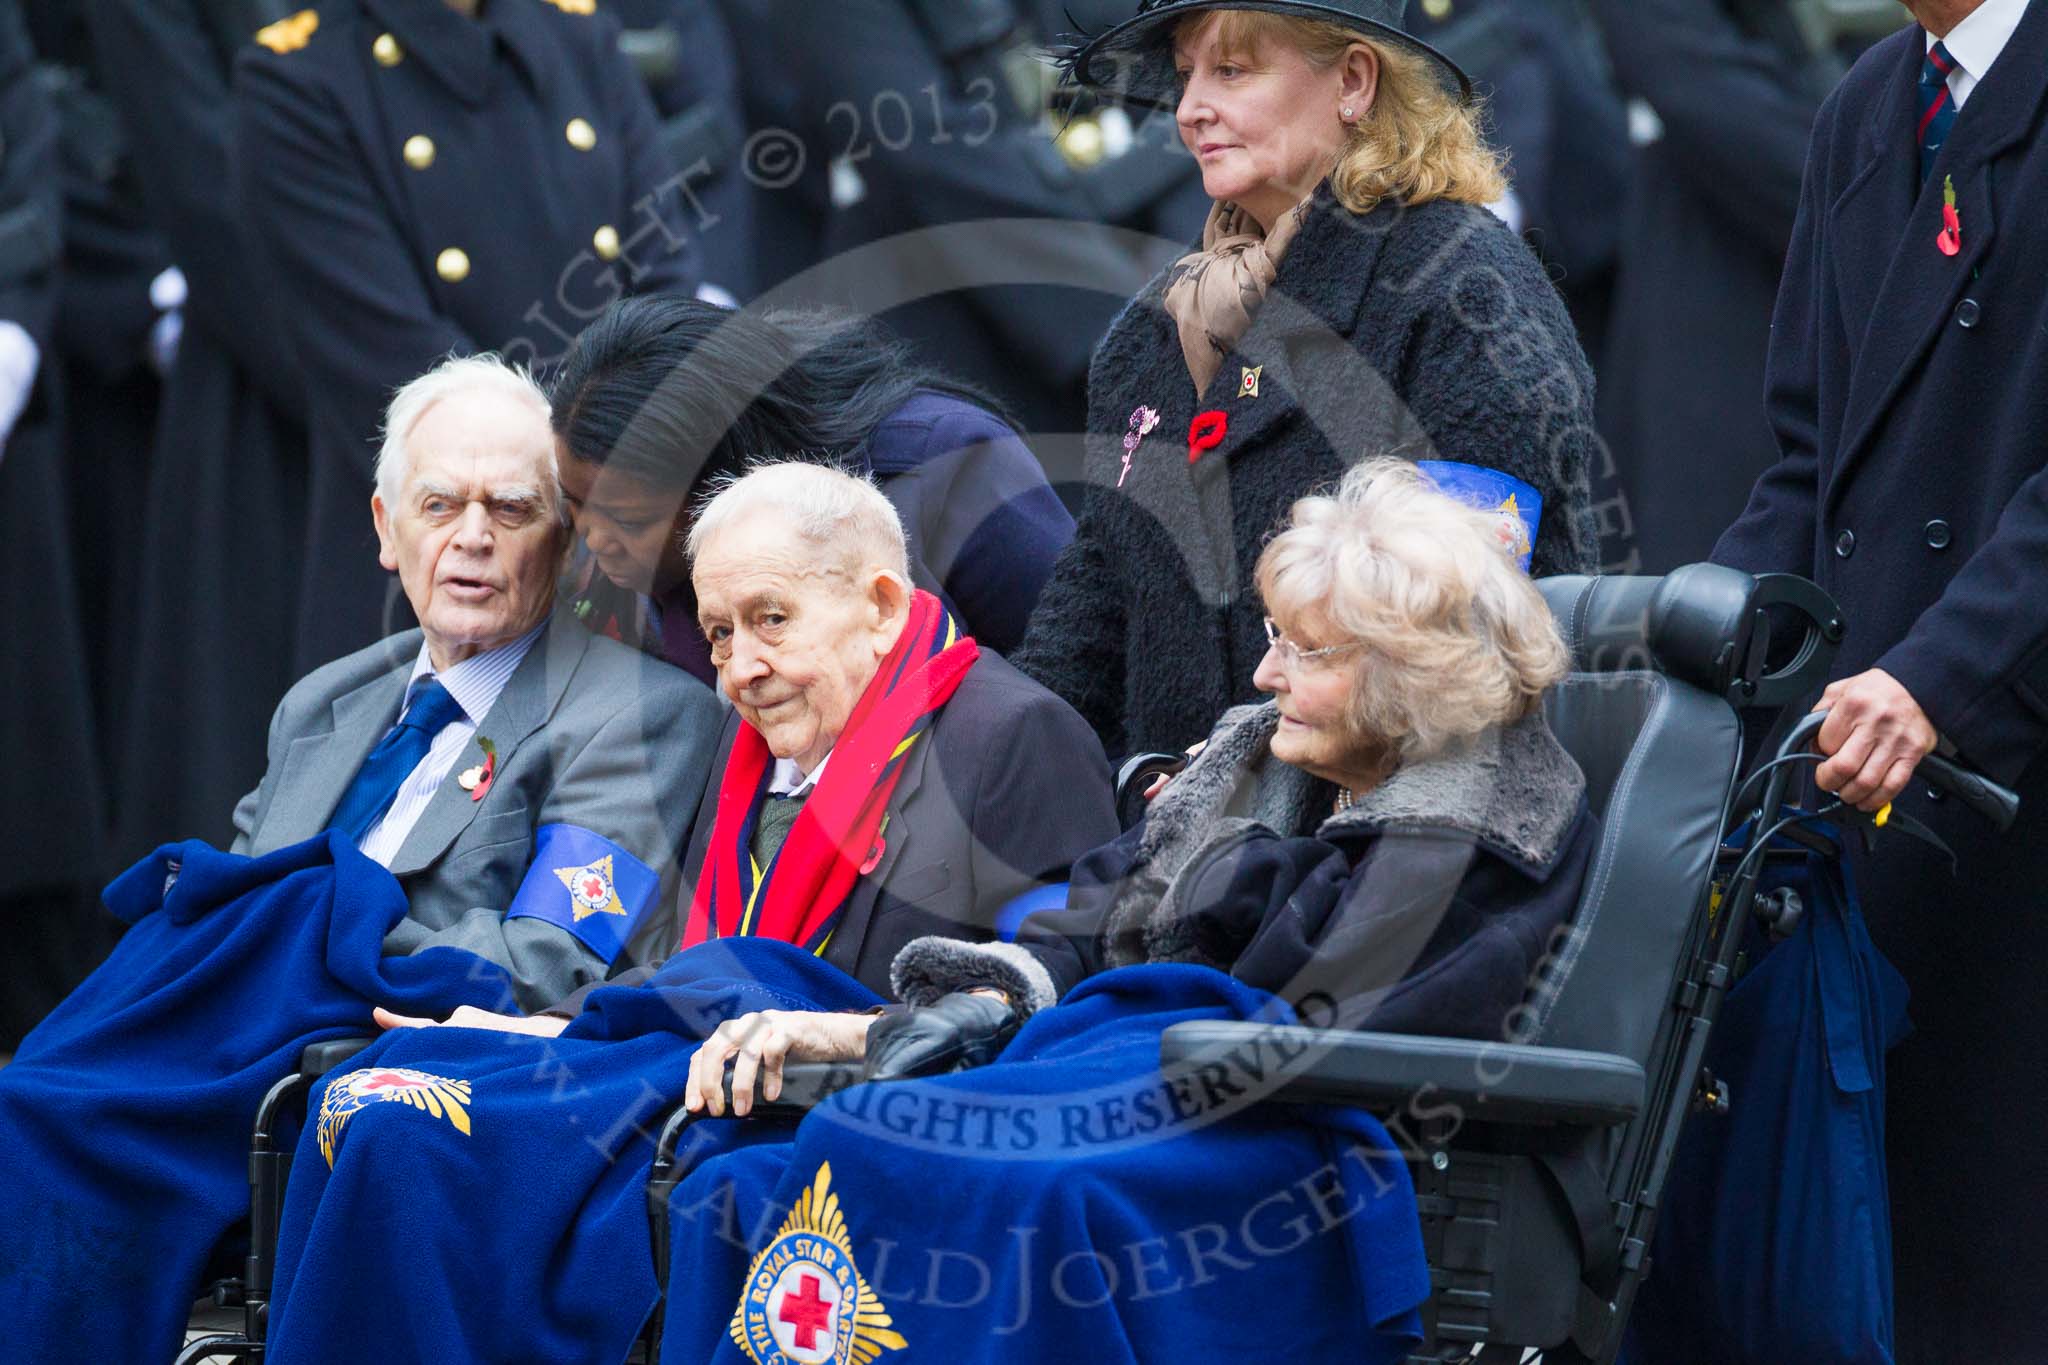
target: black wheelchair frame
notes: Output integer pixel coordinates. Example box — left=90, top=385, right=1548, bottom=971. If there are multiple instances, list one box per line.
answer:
left=191, top=565, right=2018, bottom=1365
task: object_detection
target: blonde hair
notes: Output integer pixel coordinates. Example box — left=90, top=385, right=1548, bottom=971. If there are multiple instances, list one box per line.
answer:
left=1256, top=458, right=1567, bottom=760
left=1186, top=11, right=1508, bottom=214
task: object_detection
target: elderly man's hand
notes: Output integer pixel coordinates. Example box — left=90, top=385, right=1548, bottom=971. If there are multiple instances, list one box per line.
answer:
left=685, top=1010, right=877, bottom=1117
left=1812, top=669, right=1938, bottom=812
left=373, top=1005, right=569, bottom=1037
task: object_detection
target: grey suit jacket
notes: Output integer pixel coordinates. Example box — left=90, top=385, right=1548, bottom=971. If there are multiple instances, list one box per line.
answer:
left=231, top=607, right=721, bottom=1009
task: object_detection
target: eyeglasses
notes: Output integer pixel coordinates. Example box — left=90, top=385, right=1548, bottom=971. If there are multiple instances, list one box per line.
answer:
left=1262, top=617, right=1361, bottom=670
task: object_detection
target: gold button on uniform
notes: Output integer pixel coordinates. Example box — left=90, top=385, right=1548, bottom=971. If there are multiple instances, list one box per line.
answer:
left=1422, top=0, right=1453, bottom=18
left=565, top=118, right=597, bottom=152
left=403, top=135, right=436, bottom=170
left=373, top=32, right=402, bottom=66
left=592, top=225, right=621, bottom=260
left=436, top=248, right=471, bottom=283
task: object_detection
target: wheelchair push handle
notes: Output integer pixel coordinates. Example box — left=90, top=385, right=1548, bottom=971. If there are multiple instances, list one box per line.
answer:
left=1783, top=710, right=2019, bottom=831
left=1918, top=751, right=2020, bottom=832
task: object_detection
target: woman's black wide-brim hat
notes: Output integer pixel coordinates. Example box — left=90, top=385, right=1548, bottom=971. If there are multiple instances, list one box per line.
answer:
left=1059, top=0, right=1473, bottom=111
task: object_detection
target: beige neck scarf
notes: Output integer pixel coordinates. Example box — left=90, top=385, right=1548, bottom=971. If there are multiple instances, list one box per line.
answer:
left=1161, top=195, right=1314, bottom=395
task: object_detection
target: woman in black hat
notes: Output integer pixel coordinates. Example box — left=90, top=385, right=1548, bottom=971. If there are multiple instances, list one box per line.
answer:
left=1013, top=0, right=1602, bottom=761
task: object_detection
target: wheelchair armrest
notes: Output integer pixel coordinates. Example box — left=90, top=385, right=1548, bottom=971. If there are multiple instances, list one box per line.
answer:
left=1160, top=1023, right=1645, bottom=1128
left=299, top=1036, right=376, bottom=1078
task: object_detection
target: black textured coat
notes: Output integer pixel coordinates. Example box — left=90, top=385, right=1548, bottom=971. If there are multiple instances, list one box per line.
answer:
left=1014, top=189, right=1599, bottom=759
left=1711, top=11, right=2048, bottom=1357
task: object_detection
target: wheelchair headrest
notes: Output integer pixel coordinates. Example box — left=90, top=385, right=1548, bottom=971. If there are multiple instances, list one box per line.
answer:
left=1538, top=564, right=1841, bottom=707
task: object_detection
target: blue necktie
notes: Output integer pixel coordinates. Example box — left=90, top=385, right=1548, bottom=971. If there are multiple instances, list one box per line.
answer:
left=1919, top=41, right=1959, bottom=184
left=328, top=678, right=466, bottom=844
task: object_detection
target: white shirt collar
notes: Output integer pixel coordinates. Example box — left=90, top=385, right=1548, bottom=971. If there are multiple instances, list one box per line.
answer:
left=768, top=750, right=831, bottom=797
left=1929, top=0, right=2029, bottom=106
left=404, top=622, right=545, bottom=727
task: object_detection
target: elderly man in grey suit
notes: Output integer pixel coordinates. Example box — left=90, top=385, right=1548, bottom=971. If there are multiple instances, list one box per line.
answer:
left=231, top=352, right=719, bottom=1009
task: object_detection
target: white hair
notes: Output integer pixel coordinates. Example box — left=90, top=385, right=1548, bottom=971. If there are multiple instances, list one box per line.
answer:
left=375, top=353, right=556, bottom=512
left=1257, top=458, right=1570, bottom=760
left=687, top=460, right=911, bottom=584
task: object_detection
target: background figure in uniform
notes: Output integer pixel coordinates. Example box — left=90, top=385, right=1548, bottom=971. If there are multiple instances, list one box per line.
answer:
left=605, top=0, right=755, bottom=299
left=234, top=0, right=702, bottom=673
left=1404, top=0, right=1633, bottom=361
left=86, top=0, right=314, bottom=865
left=0, top=0, right=114, bottom=1051
left=24, top=6, right=173, bottom=777
left=1711, top=0, right=2048, bottom=1355
left=759, top=0, right=1211, bottom=454
left=1592, top=0, right=1854, bottom=571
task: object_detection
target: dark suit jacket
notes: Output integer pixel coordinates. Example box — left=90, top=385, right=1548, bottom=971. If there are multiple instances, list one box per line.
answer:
left=234, top=609, right=720, bottom=1010
left=1712, top=12, right=2048, bottom=1355
left=591, top=652, right=1118, bottom=1007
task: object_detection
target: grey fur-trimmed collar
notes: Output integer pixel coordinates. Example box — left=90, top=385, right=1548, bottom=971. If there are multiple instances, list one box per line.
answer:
left=1104, top=702, right=1584, bottom=968
left=1320, top=709, right=1585, bottom=872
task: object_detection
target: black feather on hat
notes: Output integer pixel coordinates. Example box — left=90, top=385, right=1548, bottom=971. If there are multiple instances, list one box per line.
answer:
left=1053, top=0, right=1472, bottom=111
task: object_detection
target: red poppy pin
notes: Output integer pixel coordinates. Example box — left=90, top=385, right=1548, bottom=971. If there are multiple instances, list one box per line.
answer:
left=1188, top=410, right=1228, bottom=464
left=458, top=736, right=498, bottom=802
left=1937, top=175, right=1961, bottom=257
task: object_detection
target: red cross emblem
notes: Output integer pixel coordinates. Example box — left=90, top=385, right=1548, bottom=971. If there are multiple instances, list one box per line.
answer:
left=582, top=875, right=606, bottom=901
left=777, top=1272, right=835, bottom=1351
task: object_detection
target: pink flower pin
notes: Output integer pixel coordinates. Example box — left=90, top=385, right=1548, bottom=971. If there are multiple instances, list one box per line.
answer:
left=458, top=736, right=498, bottom=803
left=1119, top=405, right=1162, bottom=488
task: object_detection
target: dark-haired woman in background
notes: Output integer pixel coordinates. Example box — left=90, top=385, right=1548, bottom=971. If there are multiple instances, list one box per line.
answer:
left=548, top=295, right=1074, bottom=680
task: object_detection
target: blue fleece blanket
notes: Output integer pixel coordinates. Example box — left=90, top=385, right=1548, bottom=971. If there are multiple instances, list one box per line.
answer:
left=265, top=938, right=881, bottom=1364
left=0, top=834, right=521, bottom=1365
left=663, top=964, right=1430, bottom=1364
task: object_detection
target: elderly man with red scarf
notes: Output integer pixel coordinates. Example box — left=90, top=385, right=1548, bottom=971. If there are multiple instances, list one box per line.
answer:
left=381, top=459, right=1118, bottom=1050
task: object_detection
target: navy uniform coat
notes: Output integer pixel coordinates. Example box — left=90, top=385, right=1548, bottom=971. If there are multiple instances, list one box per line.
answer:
left=1593, top=0, right=1835, bottom=572
left=234, top=0, right=700, bottom=671
left=1712, top=9, right=2048, bottom=1356
left=0, top=0, right=117, bottom=1046
left=1015, top=190, right=1601, bottom=760
left=89, top=0, right=314, bottom=862
left=758, top=0, right=1209, bottom=441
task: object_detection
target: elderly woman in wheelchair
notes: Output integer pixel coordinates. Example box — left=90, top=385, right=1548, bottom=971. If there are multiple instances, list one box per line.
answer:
left=694, top=456, right=1598, bottom=1128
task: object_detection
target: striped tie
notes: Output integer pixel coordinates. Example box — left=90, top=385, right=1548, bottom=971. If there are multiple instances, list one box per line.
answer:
left=1918, top=41, right=1959, bottom=184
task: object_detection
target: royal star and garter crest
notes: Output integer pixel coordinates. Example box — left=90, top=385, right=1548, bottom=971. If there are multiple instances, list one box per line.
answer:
left=555, top=854, right=626, bottom=922
left=731, top=1162, right=907, bottom=1365
left=1492, top=492, right=1533, bottom=560
left=315, top=1067, right=473, bottom=1168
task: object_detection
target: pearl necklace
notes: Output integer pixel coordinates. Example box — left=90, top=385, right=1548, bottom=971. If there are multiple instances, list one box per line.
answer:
left=1334, top=787, right=1357, bottom=814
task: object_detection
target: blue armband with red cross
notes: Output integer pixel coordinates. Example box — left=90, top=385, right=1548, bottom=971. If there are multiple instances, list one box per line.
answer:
left=504, top=823, right=661, bottom=964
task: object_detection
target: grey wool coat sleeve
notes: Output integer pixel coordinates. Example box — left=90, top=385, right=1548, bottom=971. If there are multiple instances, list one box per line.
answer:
left=232, top=610, right=721, bottom=1010
left=1015, top=189, right=1598, bottom=759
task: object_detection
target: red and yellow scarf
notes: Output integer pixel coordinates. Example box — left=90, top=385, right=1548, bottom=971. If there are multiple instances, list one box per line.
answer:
left=679, top=590, right=978, bottom=953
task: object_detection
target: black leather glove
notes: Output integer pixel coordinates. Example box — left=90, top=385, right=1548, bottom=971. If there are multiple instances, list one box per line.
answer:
left=864, top=992, right=1020, bottom=1082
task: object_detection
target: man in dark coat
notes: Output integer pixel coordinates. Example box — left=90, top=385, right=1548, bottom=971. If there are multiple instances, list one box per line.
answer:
left=0, top=0, right=116, bottom=1050
left=1593, top=0, right=1845, bottom=572
left=234, top=0, right=701, bottom=671
left=87, top=0, right=314, bottom=862
left=1711, top=0, right=2048, bottom=1354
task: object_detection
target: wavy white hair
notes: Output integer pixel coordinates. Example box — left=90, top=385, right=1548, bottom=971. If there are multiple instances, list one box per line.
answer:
left=1257, top=458, right=1569, bottom=760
